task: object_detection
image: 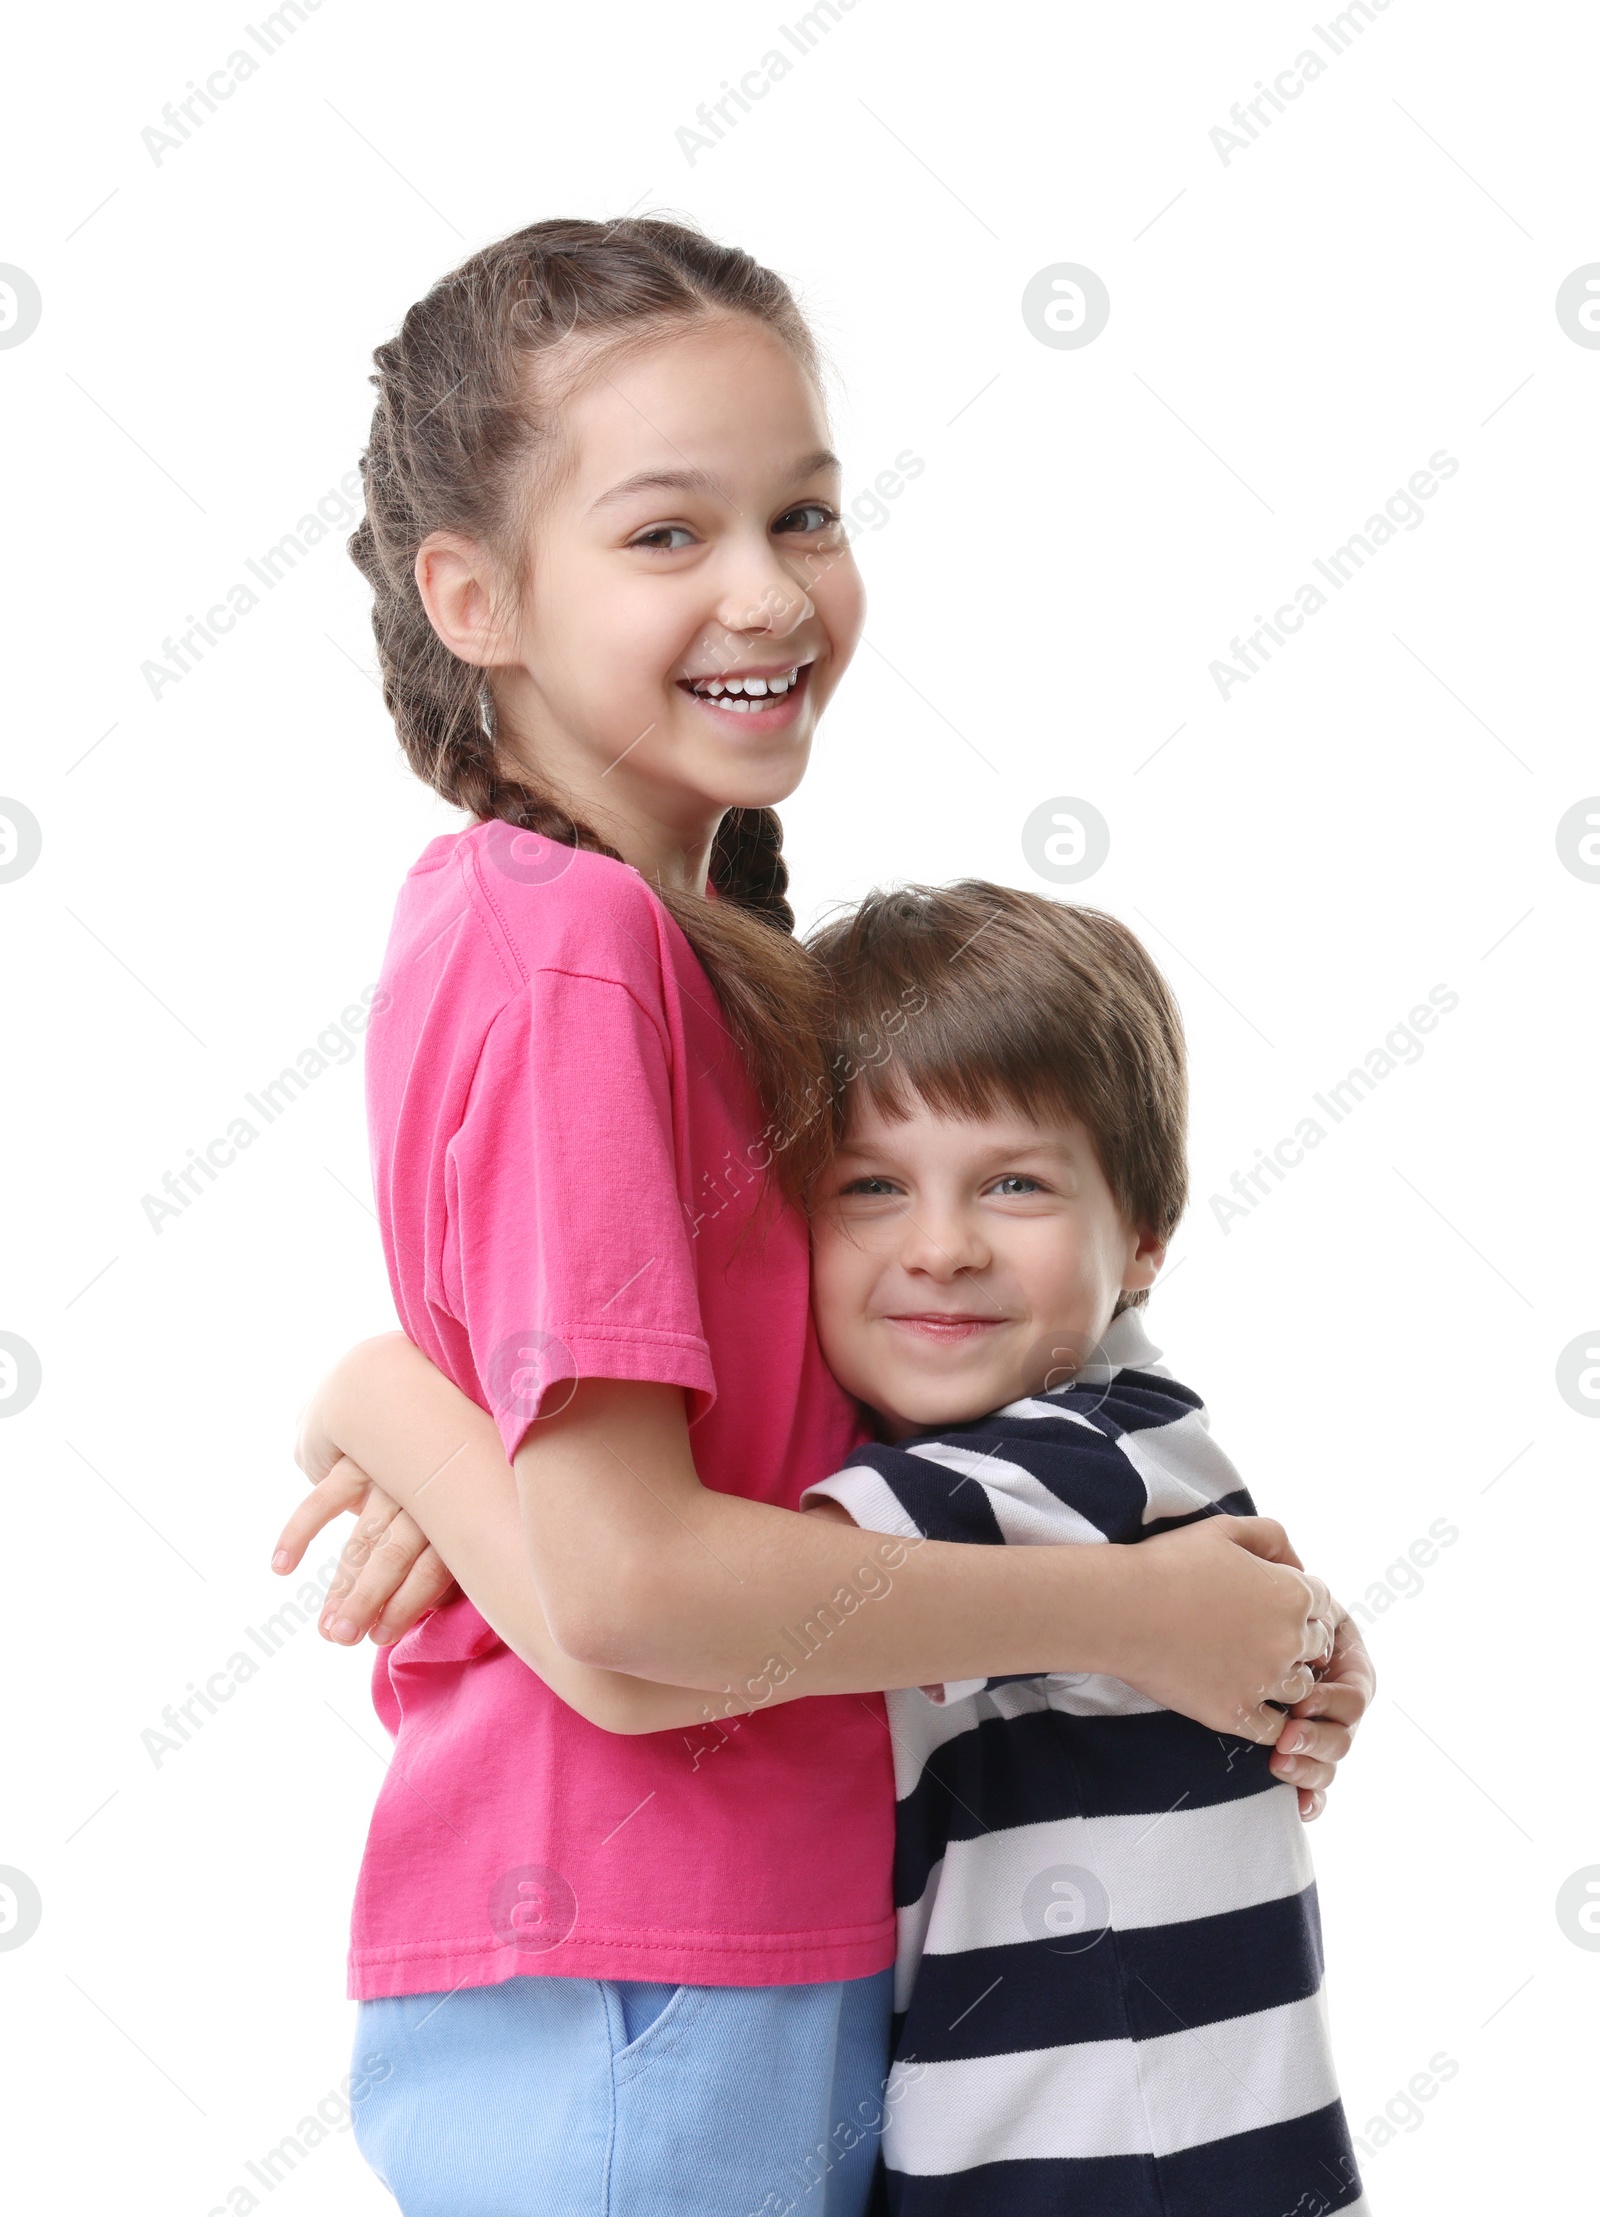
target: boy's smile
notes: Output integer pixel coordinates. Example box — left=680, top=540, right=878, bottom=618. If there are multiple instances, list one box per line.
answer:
left=810, top=1094, right=1167, bottom=1443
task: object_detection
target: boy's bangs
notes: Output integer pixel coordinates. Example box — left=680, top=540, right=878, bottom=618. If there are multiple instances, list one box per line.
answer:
left=808, top=881, right=1189, bottom=1254
left=849, top=1002, right=1086, bottom=1138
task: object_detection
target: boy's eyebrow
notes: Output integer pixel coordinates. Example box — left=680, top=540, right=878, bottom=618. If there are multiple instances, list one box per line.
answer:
left=586, top=450, right=841, bottom=514
left=831, top=1132, right=1080, bottom=1172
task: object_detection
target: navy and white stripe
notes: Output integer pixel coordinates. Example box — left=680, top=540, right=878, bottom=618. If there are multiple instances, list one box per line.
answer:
left=805, top=1310, right=1364, bottom=2216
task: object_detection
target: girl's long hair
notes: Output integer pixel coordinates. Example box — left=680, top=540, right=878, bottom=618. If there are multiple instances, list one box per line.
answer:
left=350, top=216, right=833, bottom=1200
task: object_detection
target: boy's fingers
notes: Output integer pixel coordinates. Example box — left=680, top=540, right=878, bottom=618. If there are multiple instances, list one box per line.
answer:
left=1271, top=1662, right=1318, bottom=1709
left=1298, top=1574, right=1336, bottom=1654
left=320, top=1494, right=399, bottom=1606
left=1291, top=1678, right=1369, bottom=1730
left=1275, top=1715, right=1353, bottom=1768
left=1271, top=1713, right=1352, bottom=1791
left=1316, top=1615, right=1377, bottom=1704
left=1297, top=1788, right=1327, bottom=1823
left=272, top=1458, right=370, bottom=1572
left=1276, top=1753, right=1338, bottom=1793
left=370, top=1550, right=458, bottom=1644
left=322, top=1510, right=429, bottom=1642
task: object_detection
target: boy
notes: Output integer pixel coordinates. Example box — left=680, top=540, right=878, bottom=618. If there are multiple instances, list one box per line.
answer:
left=797, top=881, right=1364, bottom=2215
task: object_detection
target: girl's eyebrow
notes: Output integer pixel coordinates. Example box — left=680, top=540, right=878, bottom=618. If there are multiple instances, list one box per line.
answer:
left=586, top=450, right=842, bottom=515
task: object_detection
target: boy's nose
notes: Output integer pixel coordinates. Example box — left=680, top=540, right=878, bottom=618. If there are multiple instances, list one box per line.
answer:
left=897, top=1207, right=990, bottom=1281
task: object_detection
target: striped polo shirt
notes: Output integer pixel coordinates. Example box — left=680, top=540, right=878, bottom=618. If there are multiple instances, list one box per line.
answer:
left=804, top=1308, right=1367, bottom=2217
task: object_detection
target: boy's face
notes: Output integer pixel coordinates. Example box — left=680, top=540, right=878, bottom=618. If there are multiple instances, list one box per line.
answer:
left=810, top=1093, right=1166, bottom=1442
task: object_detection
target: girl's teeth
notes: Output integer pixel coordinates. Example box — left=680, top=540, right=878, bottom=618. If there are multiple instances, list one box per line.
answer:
left=686, top=666, right=800, bottom=703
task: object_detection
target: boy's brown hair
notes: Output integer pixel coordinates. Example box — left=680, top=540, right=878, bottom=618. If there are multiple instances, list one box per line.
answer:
left=806, top=882, right=1188, bottom=1307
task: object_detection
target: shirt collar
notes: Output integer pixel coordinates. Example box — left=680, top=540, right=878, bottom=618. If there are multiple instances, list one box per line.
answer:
left=1095, top=1305, right=1166, bottom=1379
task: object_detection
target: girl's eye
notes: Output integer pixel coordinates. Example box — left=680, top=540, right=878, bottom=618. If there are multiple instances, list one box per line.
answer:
left=628, top=524, right=697, bottom=551
left=840, top=1176, right=901, bottom=1198
left=774, top=503, right=837, bottom=536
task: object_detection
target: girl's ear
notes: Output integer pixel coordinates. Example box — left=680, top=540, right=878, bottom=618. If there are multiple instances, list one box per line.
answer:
left=1123, top=1225, right=1167, bottom=1295
left=415, top=531, right=517, bottom=668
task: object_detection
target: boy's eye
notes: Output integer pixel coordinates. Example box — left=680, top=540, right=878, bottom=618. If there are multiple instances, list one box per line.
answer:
left=774, top=502, right=837, bottom=535
left=989, top=1174, right=1043, bottom=1197
left=628, top=524, right=697, bottom=551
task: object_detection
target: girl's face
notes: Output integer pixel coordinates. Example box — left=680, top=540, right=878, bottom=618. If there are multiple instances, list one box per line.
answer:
left=428, top=316, right=865, bottom=868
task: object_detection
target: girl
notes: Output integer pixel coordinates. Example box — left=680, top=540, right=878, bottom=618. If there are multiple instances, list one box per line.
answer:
left=275, top=217, right=1367, bottom=2216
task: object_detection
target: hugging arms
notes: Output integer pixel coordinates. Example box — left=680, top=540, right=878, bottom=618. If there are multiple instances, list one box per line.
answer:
left=277, top=1337, right=1371, bottom=1813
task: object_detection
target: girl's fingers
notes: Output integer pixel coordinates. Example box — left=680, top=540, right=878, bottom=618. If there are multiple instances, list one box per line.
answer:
left=1233, top=1516, right=1301, bottom=1569
left=370, top=1549, right=458, bottom=1645
left=271, top=1457, right=371, bottom=1573
left=322, top=1504, right=430, bottom=1643
left=1297, top=1787, right=1327, bottom=1823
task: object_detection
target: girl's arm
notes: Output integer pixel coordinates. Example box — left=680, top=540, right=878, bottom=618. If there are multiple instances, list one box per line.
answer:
left=276, top=1454, right=755, bottom=1736
left=284, top=1333, right=1336, bottom=1744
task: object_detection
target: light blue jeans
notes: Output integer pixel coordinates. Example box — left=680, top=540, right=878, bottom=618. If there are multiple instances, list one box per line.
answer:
left=351, top=1969, right=894, bottom=2216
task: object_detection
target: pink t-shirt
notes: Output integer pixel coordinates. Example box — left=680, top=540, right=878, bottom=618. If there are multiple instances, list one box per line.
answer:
left=348, top=823, right=895, bottom=1999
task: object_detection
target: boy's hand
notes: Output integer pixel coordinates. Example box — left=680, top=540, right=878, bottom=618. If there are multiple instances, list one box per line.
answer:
left=273, top=1457, right=458, bottom=1646
left=1270, top=1609, right=1376, bottom=1821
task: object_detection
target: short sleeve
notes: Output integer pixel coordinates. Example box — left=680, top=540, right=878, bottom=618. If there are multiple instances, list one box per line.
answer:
left=445, top=970, right=715, bottom=1459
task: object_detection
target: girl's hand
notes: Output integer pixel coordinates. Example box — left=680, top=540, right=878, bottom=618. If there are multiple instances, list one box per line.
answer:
left=273, top=1456, right=458, bottom=1646
left=1102, top=1513, right=1338, bottom=1744
left=1269, top=1608, right=1376, bottom=1821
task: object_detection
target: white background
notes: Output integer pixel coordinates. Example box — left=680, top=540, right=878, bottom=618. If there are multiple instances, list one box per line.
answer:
left=2, top=1, right=1595, bottom=2208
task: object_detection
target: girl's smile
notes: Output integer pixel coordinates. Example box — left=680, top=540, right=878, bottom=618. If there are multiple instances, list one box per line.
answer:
left=413, top=315, right=865, bottom=895
left=677, top=656, right=814, bottom=727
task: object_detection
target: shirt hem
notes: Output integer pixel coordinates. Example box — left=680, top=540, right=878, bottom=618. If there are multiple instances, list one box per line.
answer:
left=348, top=1920, right=896, bottom=2000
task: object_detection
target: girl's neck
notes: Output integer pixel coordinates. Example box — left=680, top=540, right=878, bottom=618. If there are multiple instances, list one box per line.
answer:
left=500, top=736, right=719, bottom=899
left=601, top=810, right=719, bottom=901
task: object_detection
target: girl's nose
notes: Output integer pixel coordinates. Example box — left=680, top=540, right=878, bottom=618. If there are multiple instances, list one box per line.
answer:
left=714, top=537, right=815, bottom=640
